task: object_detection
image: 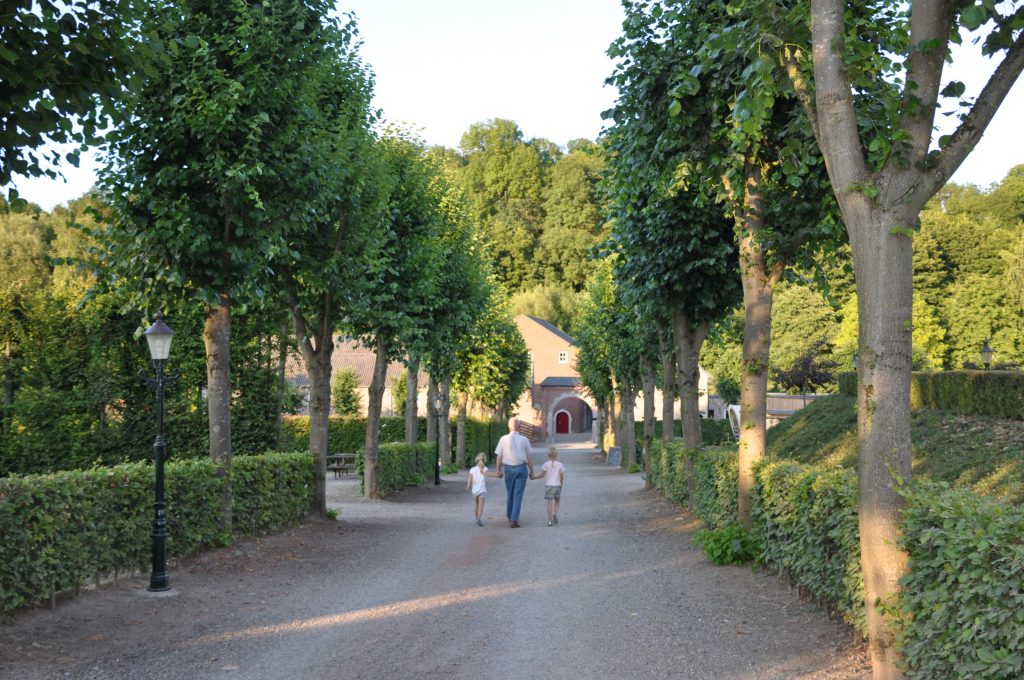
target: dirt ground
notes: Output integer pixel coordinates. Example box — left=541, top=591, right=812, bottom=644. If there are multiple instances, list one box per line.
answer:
left=0, top=442, right=870, bottom=680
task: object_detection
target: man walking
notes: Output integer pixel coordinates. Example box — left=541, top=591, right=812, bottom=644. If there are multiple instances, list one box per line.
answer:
left=495, top=417, right=534, bottom=527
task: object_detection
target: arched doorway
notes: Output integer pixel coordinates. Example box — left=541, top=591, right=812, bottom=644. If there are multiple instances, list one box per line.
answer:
left=555, top=410, right=570, bottom=434
left=547, top=393, right=595, bottom=440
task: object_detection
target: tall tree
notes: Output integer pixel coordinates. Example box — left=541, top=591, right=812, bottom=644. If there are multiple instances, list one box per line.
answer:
left=99, top=0, right=355, bottom=526
left=625, top=0, right=841, bottom=526
left=800, top=1, right=1024, bottom=674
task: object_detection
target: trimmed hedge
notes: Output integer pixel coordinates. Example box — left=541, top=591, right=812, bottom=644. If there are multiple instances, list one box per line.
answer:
left=647, top=419, right=734, bottom=446
left=280, top=415, right=501, bottom=467
left=910, top=370, right=1024, bottom=421
left=0, top=452, right=313, bottom=617
left=359, top=442, right=434, bottom=497
left=837, top=369, right=1024, bottom=420
left=752, top=461, right=864, bottom=631
left=899, top=484, right=1024, bottom=679
left=647, top=441, right=736, bottom=528
left=649, top=440, right=1024, bottom=676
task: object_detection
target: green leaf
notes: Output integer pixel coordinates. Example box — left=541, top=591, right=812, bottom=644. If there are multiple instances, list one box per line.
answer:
left=668, top=100, right=682, bottom=117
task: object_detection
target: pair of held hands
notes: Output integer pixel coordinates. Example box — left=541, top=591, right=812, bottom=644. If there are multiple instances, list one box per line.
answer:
left=494, top=469, right=545, bottom=480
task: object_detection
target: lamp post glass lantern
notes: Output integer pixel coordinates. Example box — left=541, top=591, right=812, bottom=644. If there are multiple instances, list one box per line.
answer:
left=980, top=339, right=994, bottom=369
left=141, top=312, right=178, bottom=592
left=434, top=396, right=442, bottom=485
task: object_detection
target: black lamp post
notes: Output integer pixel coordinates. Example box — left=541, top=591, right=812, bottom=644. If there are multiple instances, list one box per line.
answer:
left=434, top=395, right=442, bottom=485
left=980, top=339, right=994, bottom=370
left=852, top=351, right=859, bottom=370
left=141, top=312, right=178, bottom=592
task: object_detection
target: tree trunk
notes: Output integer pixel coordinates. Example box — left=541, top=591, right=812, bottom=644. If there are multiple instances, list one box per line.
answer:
left=299, top=329, right=332, bottom=515
left=736, top=163, right=783, bottom=531
left=618, top=383, right=637, bottom=467
left=363, top=336, right=389, bottom=499
left=440, top=376, right=453, bottom=466
left=672, top=308, right=708, bottom=450
left=203, top=297, right=232, bottom=532
left=405, top=357, right=419, bottom=445
left=606, top=381, right=621, bottom=453
left=290, top=297, right=334, bottom=516
left=273, top=325, right=289, bottom=444
left=672, top=307, right=709, bottom=510
left=850, top=208, right=915, bottom=679
left=640, top=355, right=657, bottom=488
left=658, top=330, right=676, bottom=441
left=456, top=392, right=469, bottom=466
left=425, top=377, right=437, bottom=445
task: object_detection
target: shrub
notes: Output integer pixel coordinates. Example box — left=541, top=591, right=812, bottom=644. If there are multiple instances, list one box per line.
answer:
left=359, top=442, right=433, bottom=497
left=693, top=524, right=757, bottom=565
left=899, top=484, right=1024, bottom=679
left=331, top=369, right=361, bottom=416
left=0, top=452, right=313, bottom=618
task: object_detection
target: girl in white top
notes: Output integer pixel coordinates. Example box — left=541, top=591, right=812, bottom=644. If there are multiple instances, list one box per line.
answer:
left=466, top=453, right=500, bottom=526
left=531, top=447, right=565, bottom=526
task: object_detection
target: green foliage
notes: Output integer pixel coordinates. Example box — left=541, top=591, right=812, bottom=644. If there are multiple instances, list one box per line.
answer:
left=331, top=368, right=361, bottom=417
left=647, top=441, right=737, bottom=527
left=451, top=298, right=530, bottom=415
left=509, top=284, right=584, bottom=337
left=752, top=461, right=864, bottom=631
left=910, top=371, right=1024, bottom=421
left=769, top=284, right=838, bottom=384
left=0, top=452, right=313, bottom=617
left=0, top=1, right=143, bottom=200
left=771, top=339, right=838, bottom=394
left=837, top=372, right=857, bottom=397
left=358, top=442, right=432, bottom=497
left=693, top=524, right=757, bottom=565
left=627, top=463, right=643, bottom=473
left=899, top=484, right=1024, bottom=679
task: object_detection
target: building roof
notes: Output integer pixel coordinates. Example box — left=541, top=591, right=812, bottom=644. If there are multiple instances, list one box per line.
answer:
left=539, top=376, right=581, bottom=387
left=524, top=315, right=576, bottom=345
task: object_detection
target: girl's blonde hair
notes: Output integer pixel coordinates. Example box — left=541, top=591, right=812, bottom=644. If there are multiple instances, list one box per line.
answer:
left=475, top=453, right=487, bottom=465
left=548, top=447, right=558, bottom=459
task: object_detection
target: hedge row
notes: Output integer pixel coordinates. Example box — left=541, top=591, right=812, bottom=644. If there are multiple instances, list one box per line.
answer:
left=358, top=442, right=435, bottom=497
left=647, top=440, right=1024, bottom=677
left=837, top=369, right=1024, bottom=420
left=280, top=415, right=505, bottom=467
left=0, top=452, right=313, bottom=618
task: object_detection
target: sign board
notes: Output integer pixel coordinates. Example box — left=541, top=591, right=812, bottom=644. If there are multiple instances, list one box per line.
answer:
left=606, top=446, right=622, bottom=466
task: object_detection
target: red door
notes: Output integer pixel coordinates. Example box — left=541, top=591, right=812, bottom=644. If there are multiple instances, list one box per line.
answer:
left=555, top=411, right=570, bottom=434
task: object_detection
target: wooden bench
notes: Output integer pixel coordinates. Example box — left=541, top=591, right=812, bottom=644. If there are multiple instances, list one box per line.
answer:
left=327, top=453, right=357, bottom=479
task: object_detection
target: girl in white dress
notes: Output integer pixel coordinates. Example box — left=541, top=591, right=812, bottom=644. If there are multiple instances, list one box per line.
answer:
left=466, top=453, right=500, bottom=526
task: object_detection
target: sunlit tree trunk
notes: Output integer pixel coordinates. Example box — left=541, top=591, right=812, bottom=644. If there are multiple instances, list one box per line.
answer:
left=672, top=307, right=709, bottom=510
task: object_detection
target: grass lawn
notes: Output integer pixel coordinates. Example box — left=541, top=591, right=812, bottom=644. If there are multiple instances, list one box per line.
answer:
left=766, top=394, right=1024, bottom=503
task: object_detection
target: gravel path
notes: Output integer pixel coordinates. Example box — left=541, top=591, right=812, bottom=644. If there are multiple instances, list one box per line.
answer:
left=0, top=442, right=869, bottom=679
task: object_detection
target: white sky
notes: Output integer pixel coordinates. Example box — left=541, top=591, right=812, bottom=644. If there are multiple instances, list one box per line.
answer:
left=9, top=0, right=1023, bottom=211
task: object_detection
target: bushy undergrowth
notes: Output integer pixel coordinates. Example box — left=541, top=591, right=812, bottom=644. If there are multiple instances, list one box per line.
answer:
left=0, top=452, right=313, bottom=617
left=692, top=524, right=756, bottom=565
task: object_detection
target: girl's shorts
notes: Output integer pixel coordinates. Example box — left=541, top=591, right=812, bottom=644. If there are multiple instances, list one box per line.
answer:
left=544, top=485, right=561, bottom=500
left=473, top=490, right=486, bottom=498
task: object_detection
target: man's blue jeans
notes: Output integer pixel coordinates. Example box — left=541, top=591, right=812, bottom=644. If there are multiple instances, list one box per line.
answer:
left=503, top=463, right=528, bottom=523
